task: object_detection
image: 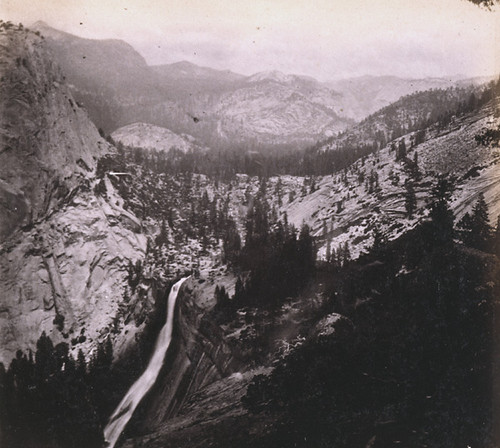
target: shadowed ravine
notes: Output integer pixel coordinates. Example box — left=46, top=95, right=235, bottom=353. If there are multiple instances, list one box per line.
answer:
left=103, top=277, right=189, bottom=448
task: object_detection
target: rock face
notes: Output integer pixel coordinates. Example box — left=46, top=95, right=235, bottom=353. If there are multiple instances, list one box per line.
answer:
left=0, top=24, right=108, bottom=240
left=208, top=73, right=352, bottom=144
left=122, top=369, right=268, bottom=448
left=0, top=186, right=148, bottom=364
left=0, top=24, right=148, bottom=365
left=283, top=99, right=500, bottom=260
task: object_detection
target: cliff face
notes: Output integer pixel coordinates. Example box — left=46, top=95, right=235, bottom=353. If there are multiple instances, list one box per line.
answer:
left=0, top=24, right=149, bottom=364
left=0, top=186, right=149, bottom=364
left=0, top=24, right=107, bottom=240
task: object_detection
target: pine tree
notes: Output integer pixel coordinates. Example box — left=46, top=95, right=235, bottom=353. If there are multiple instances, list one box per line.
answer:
left=457, top=212, right=474, bottom=246
left=222, top=219, right=241, bottom=265
left=405, top=180, right=417, bottom=218
left=275, top=177, right=283, bottom=207
left=342, top=242, right=351, bottom=265
left=235, top=276, right=245, bottom=299
left=412, top=151, right=421, bottom=180
left=76, top=349, right=86, bottom=377
left=397, top=139, right=407, bottom=160
left=427, top=175, right=455, bottom=246
left=35, top=331, right=56, bottom=381
left=371, top=226, right=386, bottom=254
left=326, top=238, right=332, bottom=263
left=298, top=224, right=316, bottom=277
left=469, top=193, right=491, bottom=251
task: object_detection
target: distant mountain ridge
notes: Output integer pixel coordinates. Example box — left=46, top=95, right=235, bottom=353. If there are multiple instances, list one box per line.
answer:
left=327, top=74, right=493, bottom=120
left=30, top=21, right=492, bottom=150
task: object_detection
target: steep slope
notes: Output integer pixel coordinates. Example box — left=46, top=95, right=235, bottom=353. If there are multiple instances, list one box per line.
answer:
left=31, top=21, right=160, bottom=133
left=111, top=122, right=207, bottom=153
left=0, top=23, right=148, bottom=364
left=0, top=21, right=107, bottom=240
left=283, top=97, right=500, bottom=260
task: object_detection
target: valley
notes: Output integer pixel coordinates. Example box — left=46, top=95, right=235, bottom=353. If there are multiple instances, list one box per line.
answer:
left=0, top=14, right=499, bottom=448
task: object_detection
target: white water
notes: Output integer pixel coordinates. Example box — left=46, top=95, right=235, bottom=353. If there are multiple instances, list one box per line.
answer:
left=103, top=277, right=188, bottom=448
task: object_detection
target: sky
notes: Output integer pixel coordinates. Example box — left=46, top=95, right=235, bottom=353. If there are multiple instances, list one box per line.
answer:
left=0, top=0, right=498, bottom=81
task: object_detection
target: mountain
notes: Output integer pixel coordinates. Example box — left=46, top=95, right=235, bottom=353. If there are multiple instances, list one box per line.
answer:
left=2, top=19, right=500, bottom=448
left=31, top=22, right=491, bottom=151
left=326, top=74, right=489, bottom=121
left=201, top=74, right=352, bottom=145
left=314, top=82, right=494, bottom=154
left=31, top=23, right=483, bottom=150
left=111, top=122, right=208, bottom=153
left=152, top=61, right=245, bottom=98
left=30, top=21, right=161, bottom=133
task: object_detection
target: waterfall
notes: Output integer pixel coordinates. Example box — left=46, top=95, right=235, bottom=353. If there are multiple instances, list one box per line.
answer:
left=103, top=277, right=189, bottom=448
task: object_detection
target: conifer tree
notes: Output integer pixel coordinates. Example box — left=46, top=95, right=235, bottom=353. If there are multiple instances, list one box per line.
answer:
left=342, top=242, right=351, bottom=265
left=469, top=193, right=491, bottom=251
left=397, top=139, right=407, bottom=160
left=427, top=175, right=455, bottom=245
left=405, top=180, right=417, bottom=218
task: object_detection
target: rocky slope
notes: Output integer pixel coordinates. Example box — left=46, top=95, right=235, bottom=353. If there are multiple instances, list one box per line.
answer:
left=283, top=97, right=500, bottom=260
left=0, top=21, right=107, bottom=240
left=0, top=23, right=149, bottom=364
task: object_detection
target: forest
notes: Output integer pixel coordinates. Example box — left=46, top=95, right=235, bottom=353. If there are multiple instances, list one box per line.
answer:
left=2, top=174, right=499, bottom=448
left=241, top=177, right=500, bottom=448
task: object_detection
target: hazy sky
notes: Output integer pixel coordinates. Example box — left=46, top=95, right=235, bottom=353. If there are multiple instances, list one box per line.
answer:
left=1, top=0, right=498, bottom=80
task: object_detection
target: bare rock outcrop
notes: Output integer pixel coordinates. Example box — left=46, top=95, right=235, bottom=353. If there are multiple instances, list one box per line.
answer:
left=0, top=186, right=148, bottom=364
left=0, top=23, right=107, bottom=240
left=0, top=24, right=148, bottom=364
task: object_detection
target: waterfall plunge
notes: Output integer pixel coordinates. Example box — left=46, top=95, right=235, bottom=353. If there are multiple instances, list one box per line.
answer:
left=103, top=277, right=188, bottom=448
